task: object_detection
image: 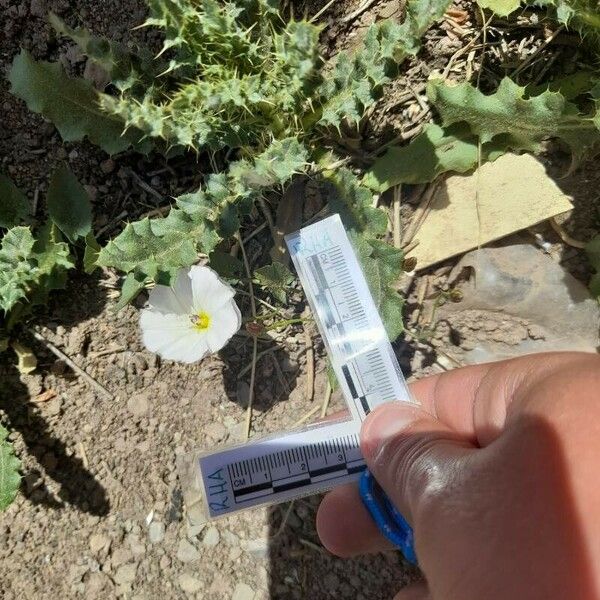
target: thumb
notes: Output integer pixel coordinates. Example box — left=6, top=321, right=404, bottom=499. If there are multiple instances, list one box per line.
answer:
left=361, top=402, right=475, bottom=526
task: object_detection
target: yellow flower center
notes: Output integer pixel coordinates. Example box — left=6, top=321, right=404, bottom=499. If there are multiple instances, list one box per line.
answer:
left=190, top=311, right=211, bottom=331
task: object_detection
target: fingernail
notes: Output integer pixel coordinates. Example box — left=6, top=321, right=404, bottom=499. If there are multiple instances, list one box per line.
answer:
left=361, top=403, right=423, bottom=461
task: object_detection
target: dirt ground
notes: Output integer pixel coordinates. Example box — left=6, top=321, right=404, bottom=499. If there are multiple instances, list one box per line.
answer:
left=1, top=0, right=599, bottom=599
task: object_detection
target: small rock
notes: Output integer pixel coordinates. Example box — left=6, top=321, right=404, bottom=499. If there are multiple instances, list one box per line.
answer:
left=202, top=526, right=220, bottom=547
left=113, top=563, right=137, bottom=586
left=111, top=547, right=133, bottom=567
left=100, top=159, right=116, bottom=174
left=176, top=538, right=200, bottom=563
left=127, top=392, right=150, bottom=416
left=221, top=530, right=239, bottom=545
left=84, top=572, right=113, bottom=595
left=204, top=421, right=227, bottom=442
left=89, top=533, right=110, bottom=554
left=232, top=583, right=255, bottom=600
left=244, top=538, right=268, bottom=560
left=29, top=0, right=46, bottom=17
left=178, top=573, right=203, bottom=594
left=148, top=521, right=165, bottom=544
left=229, top=546, right=242, bottom=561
left=44, top=396, right=62, bottom=417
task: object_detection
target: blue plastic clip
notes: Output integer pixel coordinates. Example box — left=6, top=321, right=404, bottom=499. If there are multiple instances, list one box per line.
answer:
left=359, top=469, right=418, bottom=565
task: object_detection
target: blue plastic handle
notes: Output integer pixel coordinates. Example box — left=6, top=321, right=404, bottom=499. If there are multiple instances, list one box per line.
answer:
left=359, top=469, right=418, bottom=565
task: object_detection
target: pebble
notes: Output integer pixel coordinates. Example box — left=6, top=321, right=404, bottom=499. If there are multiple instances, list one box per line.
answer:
left=204, top=421, right=227, bottom=442
left=100, top=159, right=116, bottom=174
left=244, top=538, right=268, bottom=560
left=202, top=526, right=220, bottom=547
left=114, top=563, right=137, bottom=586
left=232, top=583, right=256, bottom=600
left=89, top=533, right=110, bottom=554
left=127, top=393, right=150, bottom=416
left=176, top=538, right=200, bottom=563
left=178, top=573, right=203, bottom=594
left=148, top=521, right=165, bottom=544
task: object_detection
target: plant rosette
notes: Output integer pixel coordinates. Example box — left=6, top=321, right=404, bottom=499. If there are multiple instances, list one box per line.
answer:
left=140, top=265, right=241, bottom=363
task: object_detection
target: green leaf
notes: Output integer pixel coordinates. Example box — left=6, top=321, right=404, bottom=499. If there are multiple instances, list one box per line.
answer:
left=0, top=424, right=20, bottom=511
left=352, top=235, right=405, bottom=341
left=586, top=235, right=600, bottom=298
left=47, top=164, right=92, bottom=242
left=97, top=217, right=200, bottom=284
left=83, top=232, right=101, bottom=274
left=8, top=50, right=148, bottom=155
left=476, top=0, right=521, bottom=16
left=323, top=168, right=387, bottom=237
left=49, top=13, right=154, bottom=92
left=427, top=77, right=600, bottom=161
left=98, top=139, right=307, bottom=289
left=0, top=174, right=29, bottom=228
left=363, top=124, right=511, bottom=192
left=0, top=227, right=37, bottom=312
left=114, top=271, right=147, bottom=311
left=209, top=251, right=243, bottom=279
left=0, top=224, right=74, bottom=321
left=255, top=262, right=294, bottom=303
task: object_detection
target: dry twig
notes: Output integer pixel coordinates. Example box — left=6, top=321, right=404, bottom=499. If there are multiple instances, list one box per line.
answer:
left=28, top=328, right=114, bottom=401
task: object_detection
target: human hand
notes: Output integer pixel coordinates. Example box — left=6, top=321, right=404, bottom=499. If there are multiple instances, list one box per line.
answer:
left=317, top=352, right=600, bottom=600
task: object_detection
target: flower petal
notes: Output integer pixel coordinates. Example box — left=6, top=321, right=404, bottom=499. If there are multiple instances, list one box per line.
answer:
left=204, top=299, right=242, bottom=353
left=140, top=309, right=209, bottom=363
left=148, top=269, right=193, bottom=315
left=189, top=265, right=235, bottom=313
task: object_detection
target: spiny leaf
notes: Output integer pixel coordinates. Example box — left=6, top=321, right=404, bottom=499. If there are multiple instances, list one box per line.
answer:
left=0, top=224, right=74, bottom=320
left=8, top=50, right=149, bottom=155
left=114, top=272, right=148, bottom=311
left=255, top=262, right=294, bottom=303
left=0, top=174, right=29, bottom=228
left=0, top=424, right=20, bottom=511
left=352, top=235, right=405, bottom=341
left=427, top=76, right=600, bottom=161
left=315, top=0, right=452, bottom=130
left=363, top=124, right=508, bottom=192
left=97, top=218, right=200, bottom=284
left=47, top=164, right=92, bottom=242
left=49, top=13, right=155, bottom=92
left=322, top=168, right=387, bottom=237
left=0, top=227, right=37, bottom=312
left=98, top=138, right=308, bottom=287
left=476, top=0, right=521, bottom=17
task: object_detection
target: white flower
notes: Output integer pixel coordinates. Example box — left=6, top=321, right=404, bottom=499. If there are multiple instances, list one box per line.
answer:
left=140, top=266, right=241, bottom=363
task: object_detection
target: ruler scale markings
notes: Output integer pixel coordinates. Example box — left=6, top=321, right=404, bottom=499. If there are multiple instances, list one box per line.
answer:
left=198, top=215, right=413, bottom=518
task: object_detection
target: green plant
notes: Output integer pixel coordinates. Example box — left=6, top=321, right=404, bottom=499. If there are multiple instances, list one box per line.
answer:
left=8, top=0, right=456, bottom=340
left=0, top=424, right=20, bottom=511
left=0, top=167, right=90, bottom=353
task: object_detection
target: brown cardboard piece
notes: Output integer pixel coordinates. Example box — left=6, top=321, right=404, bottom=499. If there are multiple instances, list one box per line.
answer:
left=409, top=153, right=574, bottom=270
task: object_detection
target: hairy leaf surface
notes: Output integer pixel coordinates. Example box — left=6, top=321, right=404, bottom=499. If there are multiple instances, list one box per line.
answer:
left=428, top=77, right=600, bottom=160
left=8, top=50, right=148, bottom=155
left=47, top=164, right=92, bottom=242
left=363, top=124, right=510, bottom=192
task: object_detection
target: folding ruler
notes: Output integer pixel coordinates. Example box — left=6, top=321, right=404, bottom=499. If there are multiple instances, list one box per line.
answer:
left=195, top=214, right=414, bottom=519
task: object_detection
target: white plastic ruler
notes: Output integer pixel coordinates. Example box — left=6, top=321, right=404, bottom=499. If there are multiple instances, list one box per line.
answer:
left=198, top=214, right=413, bottom=518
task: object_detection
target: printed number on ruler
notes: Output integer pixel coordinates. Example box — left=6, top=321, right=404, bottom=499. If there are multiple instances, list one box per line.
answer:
left=198, top=215, right=412, bottom=518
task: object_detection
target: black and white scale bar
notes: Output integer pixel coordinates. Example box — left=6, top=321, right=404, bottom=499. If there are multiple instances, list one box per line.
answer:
left=198, top=215, right=413, bottom=519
